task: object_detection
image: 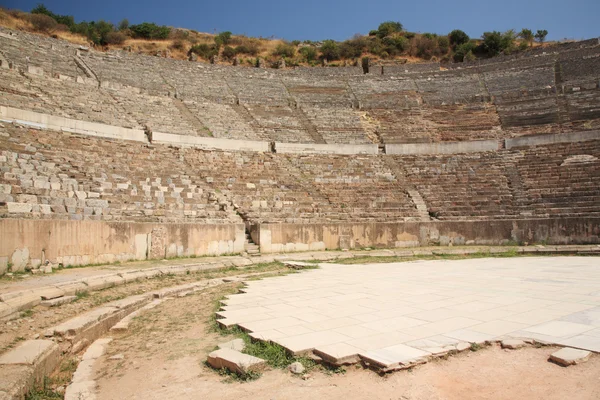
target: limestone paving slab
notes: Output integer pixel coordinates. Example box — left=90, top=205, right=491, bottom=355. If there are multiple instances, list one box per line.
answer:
left=218, top=257, right=600, bottom=370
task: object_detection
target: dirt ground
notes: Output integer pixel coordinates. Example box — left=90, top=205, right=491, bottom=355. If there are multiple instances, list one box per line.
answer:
left=0, top=264, right=287, bottom=354
left=94, top=284, right=600, bottom=400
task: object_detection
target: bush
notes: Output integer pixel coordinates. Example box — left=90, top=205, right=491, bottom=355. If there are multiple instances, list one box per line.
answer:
left=104, top=31, right=127, bottom=45
left=31, top=4, right=74, bottom=28
left=28, top=14, right=57, bottom=33
left=414, top=36, right=436, bottom=59
left=535, top=29, right=548, bottom=43
left=130, top=22, right=170, bottom=39
left=299, top=46, right=317, bottom=62
left=383, top=35, right=408, bottom=54
left=170, top=39, right=185, bottom=51
left=339, top=35, right=368, bottom=58
left=189, top=43, right=219, bottom=60
left=118, top=19, right=129, bottom=31
left=453, top=41, right=476, bottom=62
left=448, top=29, right=469, bottom=47
left=273, top=42, right=295, bottom=58
left=215, top=31, right=232, bottom=46
left=437, top=36, right=450, bottom=53
left=319, top=40, right=340, bottom=60
left=222, top=45, right=236, bottom=60
left=481, top=31, right=504, bottom=56
left=375, top=21, right=403, bottom=38
left=234, top=43, right=259, bottom=56
left=464, top=50, right=476, bottom=62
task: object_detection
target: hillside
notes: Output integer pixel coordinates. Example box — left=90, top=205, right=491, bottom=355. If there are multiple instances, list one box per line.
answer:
left=0, top=5, right=557, bottom=68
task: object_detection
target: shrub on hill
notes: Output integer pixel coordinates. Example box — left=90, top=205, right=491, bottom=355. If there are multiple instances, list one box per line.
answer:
left=215, top=31, right=232, bottom=46
left=104, top=31, right=127, bottom=45
left=189, top=43, right=219, bottom=60
left=28, top=13, right=57, bottom=33
left=234, top=43, right=259, bottom=56
left=453, top=41, right=476, bottom=62
left=222, top=46, right=236, bottom=60
left=129, top=22, right=171, bottom=40
left=535, top=29, right=548, bottom=43
left=320, top=40, right=340, bottom=60
left=299, top=46, right=318, bottom=62
left=448, top=29, right=469, bottom=47
left=373, top=21, right=403, bottom=38
left=273, top=42, right=296, bottom=58
left=481, top=30, right=516, bottom=56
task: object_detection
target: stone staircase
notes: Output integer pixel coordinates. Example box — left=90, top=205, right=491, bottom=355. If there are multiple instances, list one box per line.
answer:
left=244, top=232, right=260, bottom=256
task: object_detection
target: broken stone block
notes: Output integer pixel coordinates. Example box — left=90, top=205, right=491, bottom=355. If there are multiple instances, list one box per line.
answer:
left=206, top=348, right=266, bottom=375
left=549, top=347, right=591, bottom=367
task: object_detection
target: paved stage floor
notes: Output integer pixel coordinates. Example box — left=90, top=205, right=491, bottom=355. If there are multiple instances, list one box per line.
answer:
left=218, top=257, right=600, bottom=368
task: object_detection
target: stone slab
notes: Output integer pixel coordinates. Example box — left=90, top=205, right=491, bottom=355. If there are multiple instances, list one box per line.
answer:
left=0, top=340, right=57, bottom=365
left=360, top=344, right=431, bottom=369
left=37, top=287, right=65, bottom=300
left=206, top=348, right=266, bottom=374
left=549, top=347, right=591, bottom=366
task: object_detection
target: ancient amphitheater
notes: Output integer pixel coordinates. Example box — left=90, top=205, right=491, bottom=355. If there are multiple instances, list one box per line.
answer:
left=0, top=27, right=600, bottom=399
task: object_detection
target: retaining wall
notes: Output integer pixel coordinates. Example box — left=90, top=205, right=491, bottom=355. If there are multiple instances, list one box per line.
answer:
left=257, top=218, right=600, bottom=253
left=0, top=219, right=245, bottom=272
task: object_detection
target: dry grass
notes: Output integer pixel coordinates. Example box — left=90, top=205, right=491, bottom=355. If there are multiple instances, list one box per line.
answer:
left=0, top=8, right=33, bottom=31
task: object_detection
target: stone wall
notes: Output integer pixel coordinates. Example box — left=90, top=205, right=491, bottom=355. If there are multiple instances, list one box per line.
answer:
left=0, top=219, right=245, bottom=272
left=258, top=217, right=600, bottom=253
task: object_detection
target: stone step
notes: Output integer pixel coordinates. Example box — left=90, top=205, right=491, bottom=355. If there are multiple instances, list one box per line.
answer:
left=206, top=348, right=266, bottom=375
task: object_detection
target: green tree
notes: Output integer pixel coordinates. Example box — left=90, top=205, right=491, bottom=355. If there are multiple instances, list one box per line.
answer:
left=376, top=21, right=403, bottom=38
left=448, top=29, right=469, bottom=47
left=519, top=28, right=534, bottom=45
left=129, top=22, right=171, bottom=39
left=320, top=40, right=340, bottom=60
left=535, top=29, right=548, bottom=43
left=118, top=19, right=129, bottom=31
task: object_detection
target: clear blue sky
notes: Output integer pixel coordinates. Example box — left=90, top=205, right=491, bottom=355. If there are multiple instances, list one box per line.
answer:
left=2, top=0, right=599, bottom=41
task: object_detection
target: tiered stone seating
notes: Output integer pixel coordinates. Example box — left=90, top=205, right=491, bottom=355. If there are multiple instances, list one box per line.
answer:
left=0, top=69, right=140, bottom=129
left=282, top=76, right=355, bottom=108
left=389, top=153, right=516, bottom=220
left=512, top=140, right=600, bottom=217
left=83, top=51, right=171, bottom=95
left=243, top=104, right=314, bottom=143
left=160, top=61, right=235, bottom=103
left=106, top=89, right=206, bottom=135
left=1, top=26, right=599, bottom=149
left=179, top=150, right=332, bottom=224
left=183, top=100, right=265, bottom=140
left=0, top=124, right=241, bottom=224
left=348, top=75, right=419, bottom=109
left=225, top=69, right=289, bottom=105
left=367, top=104, right=501, bottom=143
left=413, top=70, right=488, bottom=105
left=289, top=155, right=421, bottom=222
left=0, top=27, right=80, bottom=78
left=303, top=107, right=373, bottom=144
